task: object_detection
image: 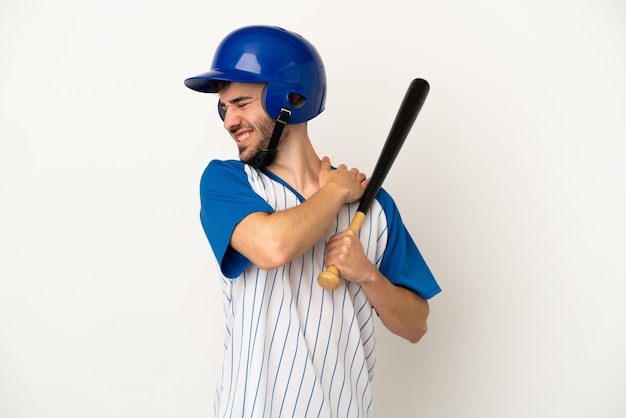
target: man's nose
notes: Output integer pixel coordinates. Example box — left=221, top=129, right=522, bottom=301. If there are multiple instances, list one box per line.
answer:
left=222, top=107, right=242, bottom=131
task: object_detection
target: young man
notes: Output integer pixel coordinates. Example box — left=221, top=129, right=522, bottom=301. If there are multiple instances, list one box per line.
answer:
left=185, top=25, right=441, bottom=418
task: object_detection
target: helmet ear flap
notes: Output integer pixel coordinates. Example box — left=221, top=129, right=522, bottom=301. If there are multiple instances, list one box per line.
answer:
left=263, top=81, right=307, bottom=121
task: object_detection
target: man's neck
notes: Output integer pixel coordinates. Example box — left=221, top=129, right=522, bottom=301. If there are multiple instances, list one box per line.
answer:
left=265, top=131, right=322, bottom=199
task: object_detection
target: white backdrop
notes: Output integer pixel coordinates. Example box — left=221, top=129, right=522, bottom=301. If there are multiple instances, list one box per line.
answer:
left=1, top=0, right=625, bottom=417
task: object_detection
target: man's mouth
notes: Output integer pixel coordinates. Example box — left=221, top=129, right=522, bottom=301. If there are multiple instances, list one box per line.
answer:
left=234, top=130, right=252, bottom=144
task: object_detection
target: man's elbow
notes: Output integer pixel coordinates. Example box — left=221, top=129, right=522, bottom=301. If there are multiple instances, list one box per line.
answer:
left=249, top=239, right=293, bottom=271
left=407, top=322, right=428, bottom=344
left=253, top=252, right=290, bottom=271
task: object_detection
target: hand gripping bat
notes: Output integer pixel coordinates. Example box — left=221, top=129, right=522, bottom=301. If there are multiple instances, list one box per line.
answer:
left=317, top=78, right=430, bottom=290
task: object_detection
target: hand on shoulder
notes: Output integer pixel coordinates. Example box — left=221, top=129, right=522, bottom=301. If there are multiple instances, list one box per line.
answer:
left=318, top=156, right=369, bottom=204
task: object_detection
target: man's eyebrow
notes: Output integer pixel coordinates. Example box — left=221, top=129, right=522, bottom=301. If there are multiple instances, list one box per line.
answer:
left=220, top=96, right=255, bottom=106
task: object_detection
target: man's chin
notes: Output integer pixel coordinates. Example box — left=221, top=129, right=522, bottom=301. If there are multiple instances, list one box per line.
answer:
left=239, top=144, right=268, bottom=164
left=238, top=151, right=255, bottom=164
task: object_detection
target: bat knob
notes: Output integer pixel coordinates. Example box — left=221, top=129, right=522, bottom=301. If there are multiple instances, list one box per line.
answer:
left=317, top=266, right=341, bottom=290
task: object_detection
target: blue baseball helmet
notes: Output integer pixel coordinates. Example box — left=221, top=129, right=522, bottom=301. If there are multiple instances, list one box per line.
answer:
left=184, top=25, right=327, bottom=125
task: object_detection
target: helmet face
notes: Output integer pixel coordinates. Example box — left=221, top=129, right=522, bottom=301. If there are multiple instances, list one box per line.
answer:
left=185, top=25, right=326, bottom=124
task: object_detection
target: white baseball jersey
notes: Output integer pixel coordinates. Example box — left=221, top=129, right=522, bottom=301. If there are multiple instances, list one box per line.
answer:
left=199, top=160, right=440, bottom=418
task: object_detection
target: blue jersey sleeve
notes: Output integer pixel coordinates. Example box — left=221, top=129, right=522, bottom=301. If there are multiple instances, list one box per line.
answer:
left=376, top=189, right=441, bottom=300
left=199, top=160, right=274, bottom=278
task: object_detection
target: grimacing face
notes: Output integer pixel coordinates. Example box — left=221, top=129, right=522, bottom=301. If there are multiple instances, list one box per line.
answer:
left=219, top=82, right=288, bottom=163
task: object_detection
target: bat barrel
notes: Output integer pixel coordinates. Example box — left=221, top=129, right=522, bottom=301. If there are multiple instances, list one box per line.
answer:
left=357, top=78, right=430, bottom=214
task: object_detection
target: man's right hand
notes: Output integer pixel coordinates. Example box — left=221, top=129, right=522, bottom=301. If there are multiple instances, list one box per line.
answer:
left=318, top=156, right=369, bottom=204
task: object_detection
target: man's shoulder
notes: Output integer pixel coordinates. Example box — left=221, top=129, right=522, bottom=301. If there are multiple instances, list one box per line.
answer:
left=374, top=187, right=397, bottom=212
left=202, top=159, right=248, bottom=179
left=206, top=158, right=246, bottom=170
left=199, top=160, right=252, bottom=194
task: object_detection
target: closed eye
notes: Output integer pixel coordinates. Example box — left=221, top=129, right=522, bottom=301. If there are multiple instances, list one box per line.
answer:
left=219, top=96, right=258, bottom=115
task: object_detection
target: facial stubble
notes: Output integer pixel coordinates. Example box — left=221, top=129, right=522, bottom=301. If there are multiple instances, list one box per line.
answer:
left=240, top=115, right=288, bottom=164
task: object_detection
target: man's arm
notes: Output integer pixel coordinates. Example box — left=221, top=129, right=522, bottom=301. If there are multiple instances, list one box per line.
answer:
left=230, top=157, right=368, bottom=271
left=360, top=270, right=430, bottom=344
left=323, top=229, right=430, bottom=343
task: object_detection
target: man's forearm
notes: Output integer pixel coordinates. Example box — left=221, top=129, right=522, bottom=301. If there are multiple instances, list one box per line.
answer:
left=230, top=182, right=350, bottom=270
left=360, top=269, right=430, bottom=343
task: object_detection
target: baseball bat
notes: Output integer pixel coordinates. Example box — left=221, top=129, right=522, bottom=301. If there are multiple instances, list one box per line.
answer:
left=317, top=78, right=430, bottom=290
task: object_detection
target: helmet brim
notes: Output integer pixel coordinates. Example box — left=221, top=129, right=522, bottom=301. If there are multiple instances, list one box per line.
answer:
left=184, top=69, right=269, bottom=93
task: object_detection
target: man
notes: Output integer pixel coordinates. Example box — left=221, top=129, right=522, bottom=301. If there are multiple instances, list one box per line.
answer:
left=185, top=25, right=441, bottom=418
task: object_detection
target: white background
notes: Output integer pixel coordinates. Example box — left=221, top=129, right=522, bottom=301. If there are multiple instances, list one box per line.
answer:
left=1, top=0, right=625, bottom=417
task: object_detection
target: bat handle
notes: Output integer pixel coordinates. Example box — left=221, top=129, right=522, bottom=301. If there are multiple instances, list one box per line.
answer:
left=317, top=266, right=341, bottom=290
left=317, top=212, right=366, bottom=290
